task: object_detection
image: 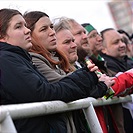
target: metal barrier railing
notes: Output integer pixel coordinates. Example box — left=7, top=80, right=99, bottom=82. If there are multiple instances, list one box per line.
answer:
left=0, top=94, right=133, bottom=133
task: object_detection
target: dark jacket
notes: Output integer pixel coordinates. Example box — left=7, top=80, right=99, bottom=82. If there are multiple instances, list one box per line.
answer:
left=30, top=52, right=67, bottom=83
left=0, top=42, right=108, bottom=133
left=100, top=53, right=133, bottom=73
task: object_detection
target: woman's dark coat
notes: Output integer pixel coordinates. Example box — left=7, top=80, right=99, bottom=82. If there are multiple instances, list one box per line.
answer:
left=0, top=42, right=107, bottom=133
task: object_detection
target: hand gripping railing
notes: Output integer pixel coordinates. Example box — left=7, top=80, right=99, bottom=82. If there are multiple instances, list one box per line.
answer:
left=0, top=94, right=133, bottom=133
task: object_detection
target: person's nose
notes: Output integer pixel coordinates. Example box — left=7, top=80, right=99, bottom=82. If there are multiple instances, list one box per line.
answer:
left=71, top=42, right=77, bottom=48
left=24, top=26, right=31, bottom=34
left=121, top=40, right=126, bottom=46
left=49, top=28, right=56, bottom=36
left=120, top=40, right=127, bottom=48
left=82, top=32, right=87, bottom=39
left=97, top=34, right=103, bottom=41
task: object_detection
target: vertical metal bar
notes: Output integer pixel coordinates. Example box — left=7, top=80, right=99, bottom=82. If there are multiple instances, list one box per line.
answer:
left=83, top=102, right=103, bottom=133
left=0, top=112, right=17, bottom=133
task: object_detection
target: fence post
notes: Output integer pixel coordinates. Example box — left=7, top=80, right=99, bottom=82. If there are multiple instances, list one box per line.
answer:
left=0, top=112, right=17, bottom=133
left=83, top=102, right=103, bottom=133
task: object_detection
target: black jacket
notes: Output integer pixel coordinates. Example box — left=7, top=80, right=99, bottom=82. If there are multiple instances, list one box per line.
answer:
left=0, top=42, right=107, bottom=133
left=100, top=53, right=133, bottom=73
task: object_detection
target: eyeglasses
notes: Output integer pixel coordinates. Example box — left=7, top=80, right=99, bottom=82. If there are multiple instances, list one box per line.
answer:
left=88, top=32, right=101, bottom=39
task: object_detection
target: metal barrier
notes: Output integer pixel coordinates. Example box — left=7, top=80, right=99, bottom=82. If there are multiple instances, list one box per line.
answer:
left=0, top=95, right=133, bottom=133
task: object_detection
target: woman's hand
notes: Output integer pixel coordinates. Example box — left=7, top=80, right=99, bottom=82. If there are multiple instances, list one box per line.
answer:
left=99, top=74, right=115, bottom=88
left=87, top=62, right=115, bottom=88
left=87, top=63, right=98, bottom=72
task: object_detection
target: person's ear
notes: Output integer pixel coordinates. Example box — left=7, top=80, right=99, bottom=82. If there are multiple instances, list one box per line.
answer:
left=0, top=35, right=7, bottom=42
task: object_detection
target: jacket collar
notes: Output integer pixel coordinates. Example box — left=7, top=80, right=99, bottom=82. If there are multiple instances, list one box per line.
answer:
left=0, top=42, right=32, bottom=61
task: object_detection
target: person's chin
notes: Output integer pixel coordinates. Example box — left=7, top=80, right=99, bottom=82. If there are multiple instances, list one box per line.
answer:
left=26, top=43, right=32, bottom=51
left=121, top=53, right=126, bottom=57
left=50, top=46, right=57, bottom=51
left=72, top=55, right=78, bottom=61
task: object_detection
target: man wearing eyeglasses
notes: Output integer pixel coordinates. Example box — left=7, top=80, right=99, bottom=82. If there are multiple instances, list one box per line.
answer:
left=82, top=23, right=104, bottom=62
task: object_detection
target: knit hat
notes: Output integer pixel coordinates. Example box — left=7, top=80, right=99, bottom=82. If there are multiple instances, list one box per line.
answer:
left=81, top=23, right=95, bottom=34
